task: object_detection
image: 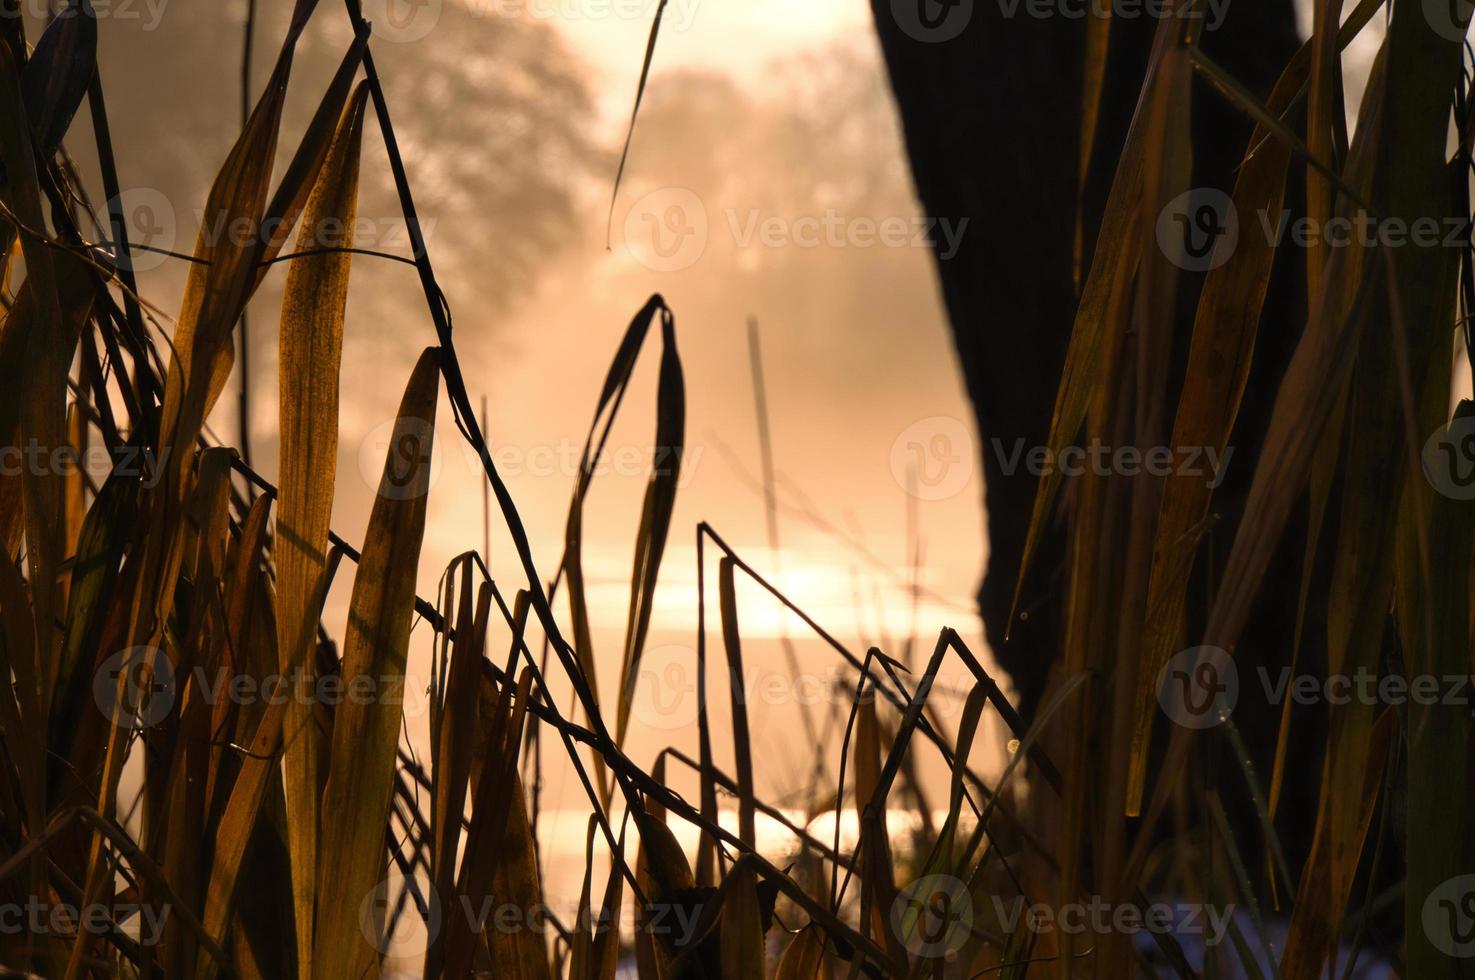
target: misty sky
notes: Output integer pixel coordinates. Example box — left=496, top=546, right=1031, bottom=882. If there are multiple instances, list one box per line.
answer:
left=50, top=0, right=1372, bottom=819
left=45, top=0, right=998, bottom=836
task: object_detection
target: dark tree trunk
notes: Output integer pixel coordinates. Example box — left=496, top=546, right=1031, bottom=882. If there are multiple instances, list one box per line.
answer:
left=867, top=0, right=1301, bottom=717
left=867, top=0, right=1349, bottom=894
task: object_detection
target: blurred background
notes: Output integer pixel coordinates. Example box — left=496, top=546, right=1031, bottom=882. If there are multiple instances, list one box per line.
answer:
left=47, top=0, right=996, bottom=946
left=34, top=0, right=1384, bottom=964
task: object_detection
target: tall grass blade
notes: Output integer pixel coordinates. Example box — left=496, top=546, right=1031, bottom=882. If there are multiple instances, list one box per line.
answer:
left=275, top=82, right=368, bottom=978
left=312, top=347, right=439, bottom=976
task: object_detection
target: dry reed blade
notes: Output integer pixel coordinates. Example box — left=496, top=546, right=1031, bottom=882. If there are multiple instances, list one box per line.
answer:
left=312, top=347, right=438, bottom=975
left=274, top=83, right=368, bottom=977
left=1124, top=37, right=1310, bottom=815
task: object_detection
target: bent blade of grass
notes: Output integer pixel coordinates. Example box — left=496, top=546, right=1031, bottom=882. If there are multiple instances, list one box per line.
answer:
left=159, top=0, right=321, bottom=466
left=485, top=773, right=551, bottom=980
left=312, top=347, right=438, bottom=977
left=569, top=815, right=603, bottom=980
left=0, top=39, right=69, bottom=732
left=1278, top=708, right=1393, bottom=979
left=605, top=0, right=670, bottom=246
left=1194, top=50, right=1385, bottom=668
left=252, top=35, right=368, bottom=285
left=1368, top=19, right=1473, bottom=976
left=903, top=682, right=986, bottom=931
left=0, top=552, right=42, bottom=835
left=718, top=556, right=756, bottom=848
left=1074, top=6, right=1111, bottom=290
left=19, top=0, right=95, bottom=158
left=561, top=296, right=660, bottom=788
left=50, top=473, right=136, bottom=765
left=720, top=862, right=765, bottom=980
left=205, top=491, right=275, bottom=811
left=427, top=574, right=487, bottom=976
left=774, top=927, right=828, bottom=980
left=615, top=306, right=685, bottom=749
left=157, top=446, right=235, bottom=973
left=1124, top=40, right=1308, bottom=816
left=632, top=753, right=674, bottom=979
left=557, top=295, right=685, bottom=775
left=195, top=693, right=287, bottom=980
left=444, top=668, right=534, bottom=979
left=1396, top=419, right=1472, bottom=976
left=0, top=46, right=63, bottom=921
left=1007, top=8, right=1185, bottom=626
left=1305, top=0, right=1344, bottom=298
left=88, top=23, right=328, bottom=907
left=586, top=821, right=627, bottom=980
left=854, top=688, right=905, bottom=965
left=1286, top=8, right=1463, bottom=968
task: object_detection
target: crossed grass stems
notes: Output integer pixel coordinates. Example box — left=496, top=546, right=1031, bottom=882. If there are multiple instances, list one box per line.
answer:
left=3, top=0, right=1459, bottom=975
left=4, top=3, right=1127, bottom=975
